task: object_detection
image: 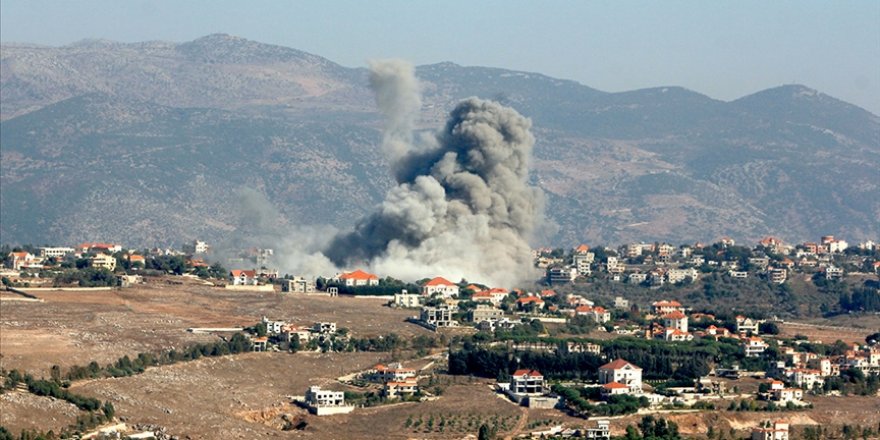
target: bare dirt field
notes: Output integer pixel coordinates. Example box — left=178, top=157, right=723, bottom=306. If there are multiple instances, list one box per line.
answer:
left=2, top=278, right=878, bottom=438
left=607, top=394, right=880, bottom=438
left=68, top=359, right=880, bottom=440
left=778, top=319, right=878, bottom=345
left=73, top=362, right=568, bottom=440
left=0, top=390, right=81, bottom=433
left=0, top=277, right=429, bottom=376
left=71, top=352, right=393, bottom=439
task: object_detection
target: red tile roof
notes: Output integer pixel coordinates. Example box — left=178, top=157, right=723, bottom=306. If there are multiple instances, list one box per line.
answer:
left=340, top=269, right=379, bottom=280
left=425, top=276, right=455, bottom=286
left=230, top=269, right=257, bottom=277
left=663, top=311, right=687, bottom=320
left=512, top=369, right=542, bottom=377
left=602, top=381, right=629, bottom=389
left=599, top=359, right=640, bottom=371
left=78, top=242, right=119, bottom=250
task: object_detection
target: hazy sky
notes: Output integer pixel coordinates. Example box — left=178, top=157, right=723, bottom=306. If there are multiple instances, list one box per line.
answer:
left=2, top=0, right=879, bottom=114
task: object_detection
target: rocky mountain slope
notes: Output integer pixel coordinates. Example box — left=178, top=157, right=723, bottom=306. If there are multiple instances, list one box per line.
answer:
left=2, top=34, right=878, bottom=247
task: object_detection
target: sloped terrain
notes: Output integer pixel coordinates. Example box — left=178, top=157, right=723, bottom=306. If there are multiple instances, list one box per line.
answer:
left=1, top=34, right=878, bottom=248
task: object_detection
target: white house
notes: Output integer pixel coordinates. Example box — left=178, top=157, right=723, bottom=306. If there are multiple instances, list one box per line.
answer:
left=598, top=359, right=642, bottom=394
left=666, top=268, right=697, bottom=284
left=280, top=276, right=315, bottom=293
left=337, top=269, right=379, bottom=286
left=584, top=419, right=611, bottom=440
left=651, top=300, right=684, bottom=315
left=90, top=253, right=117, bottom=271
left=510, top=369, right=545, bottom=395
left=7, top=251, right=37, bottom=270
left=383, top=379, right=419, bottom=398
left=744, top=337, right=768, bottom=357
left=303, top=386, right=354, bottom=415
left=772, top=388, right=803, bottom=403
left=736, top=316, right=761, bottom=334
left=575, top=305, right=611, bottom=323
left=663, top=311, right=688, bottom=332
left=547, top=266, right=577, bottom=284
left=393, top=290, right=422, bottom=308
left=751, top=420, right=789, bottom=440
left=421, top=277, right=459, bottom=298
left=38, top=247, right=75, bottom=259
left=229, top=269, right=257, bottom=286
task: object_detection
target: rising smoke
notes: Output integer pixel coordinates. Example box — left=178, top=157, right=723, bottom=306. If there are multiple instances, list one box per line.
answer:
left=323, top=60, right=545, bottom=287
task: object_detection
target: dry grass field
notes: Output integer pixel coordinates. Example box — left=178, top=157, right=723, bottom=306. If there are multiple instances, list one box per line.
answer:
left=2, top=277, right=879, bottom=438
left=0, top=391, right=81, bottom=434
left=0, top=277, right=428, bottom=376
left=778, top=319, right=878, bottom=345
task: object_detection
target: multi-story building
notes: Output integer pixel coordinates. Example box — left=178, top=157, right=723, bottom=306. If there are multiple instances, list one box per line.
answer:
left=598, top=359, right=642, bottom=394
left=789, top=369, right=824, bottom=389
left=573, top=253, right=594, bottom=276
left=194, top=240, right=210, bottom=254
left=768, top=268, right=787, bottom=284
left=736, top=316, right=761, bottom=335
left=38, top=247, right=75, bottom=259
left=666, top=268, right=698, bottom=284
left=751, top=420, right=789, bottom=440
left=337, top=269, right=380, bottom=286
left=281, top=276, right=315, bottom=293
left=304, top=386, right=354, bottom=415
left=584, top=419, right=611, bottom=440
left=78, top=243, right=123, bottom=254
left=744, top=337, right=768, bottom=357
left=510, top=369, right=545, bottom=395
left=420, top=306, right=455, bottom=328
left=393, top=290, right=422, bottom=308
left=371, top=363, right=417, bottom=382
left=771, top=388, right=803, bottom=403
left=663, top=311, right=688, bottom=332
left=471, top=304, right=504, bottom=322
left=575, top=305, right=611, bottom=323
left=313, top=322, right=337, bottom=334
left=382, top=379, right=419, bottom=398
left=547, top=266, right=577, bottom=284
left=824, top=266, right=844, bottom=280
left=7, top=251, right=37, bottom=270
left=749, top=256, right=770, bottom=270
left=651, top=300, right=684, bottom=315
left=229, top=269, right=257, bottom=285
left=628, top=273, right=648, bottom=284
left=90, top=253, right=117, bottom=271
left=421, top=277, right=460, bottom=298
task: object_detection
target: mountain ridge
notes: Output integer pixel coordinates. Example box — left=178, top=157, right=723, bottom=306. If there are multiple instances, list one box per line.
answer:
left=1, top=34, right=878, bottom=249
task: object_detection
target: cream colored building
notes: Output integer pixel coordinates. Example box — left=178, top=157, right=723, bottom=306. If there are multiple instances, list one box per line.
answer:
left=90, top=253, right=117, bottom=271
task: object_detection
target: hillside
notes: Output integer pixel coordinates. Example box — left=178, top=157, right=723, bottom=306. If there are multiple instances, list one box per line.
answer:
left=1, top=34, right=878, bottom=248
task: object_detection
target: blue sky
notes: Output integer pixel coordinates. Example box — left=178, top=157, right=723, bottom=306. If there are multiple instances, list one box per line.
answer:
left=2, top=0, right=879, bottom=114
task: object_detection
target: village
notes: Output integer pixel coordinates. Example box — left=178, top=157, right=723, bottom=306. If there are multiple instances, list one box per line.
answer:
left=1, top=235, right=878, bottom=440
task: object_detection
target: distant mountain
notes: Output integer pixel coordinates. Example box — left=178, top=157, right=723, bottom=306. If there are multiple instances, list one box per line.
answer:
left=1, top=34, right=878, bottom=248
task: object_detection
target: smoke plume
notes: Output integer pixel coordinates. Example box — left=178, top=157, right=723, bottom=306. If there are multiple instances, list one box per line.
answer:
left=216, top=188, right=339, bottom=277
left=324, top=60, right=544, bottom=287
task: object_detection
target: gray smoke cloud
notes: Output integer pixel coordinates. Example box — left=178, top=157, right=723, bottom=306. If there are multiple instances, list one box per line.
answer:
left=324, top=60, right=544, bottom=287
left=368, top=59, right=423, bottom=163
left=216, top=188, right=339, bottom=278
